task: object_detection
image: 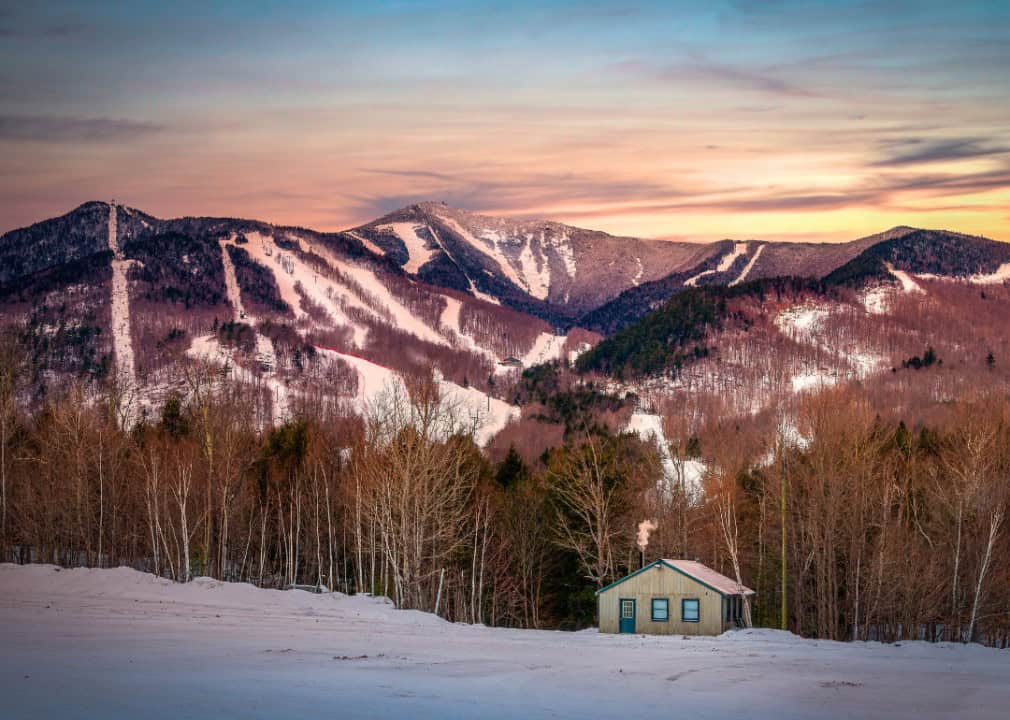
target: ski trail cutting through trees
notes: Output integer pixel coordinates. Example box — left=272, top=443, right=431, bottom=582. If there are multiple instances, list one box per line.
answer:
left=439, top=295, right=496, bottom=361
left=219, top=241, right=246, bottom=318
left=212, top=239, right=285, bottom=422
left=218, top=239, right=277, bottom=371
left=729, top=244, right=764, bottom=286
left=885, top=262, right=924, bottom=294
left=428, top=225, right=500, bottom=306
left=316, top=347, right=518, bottom=446
left=108, top=201, right=137, bottom=413
left=685, top=242, right=749, bottom=287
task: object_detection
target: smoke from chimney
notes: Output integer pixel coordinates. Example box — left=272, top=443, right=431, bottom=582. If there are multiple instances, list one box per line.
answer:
left=636, top=519, right=658, bottom=552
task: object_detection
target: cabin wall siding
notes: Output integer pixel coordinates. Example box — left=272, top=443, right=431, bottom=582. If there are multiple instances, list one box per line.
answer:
left=598, top=564, right=724, bottom=635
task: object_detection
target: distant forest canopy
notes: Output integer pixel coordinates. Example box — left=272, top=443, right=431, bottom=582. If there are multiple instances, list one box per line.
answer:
left=2, top=336, right=1010, bottom=647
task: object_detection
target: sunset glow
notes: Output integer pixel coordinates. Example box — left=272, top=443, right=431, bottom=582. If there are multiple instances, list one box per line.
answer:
left=2, top=1, right=1008, bottom=241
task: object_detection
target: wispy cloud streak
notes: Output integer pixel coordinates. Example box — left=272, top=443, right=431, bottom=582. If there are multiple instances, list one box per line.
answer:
left=615, top=59, right=816, bottom=98
left=0, top=115, right=164, bottom=143
left=874, top=137, right=1010, bottom=167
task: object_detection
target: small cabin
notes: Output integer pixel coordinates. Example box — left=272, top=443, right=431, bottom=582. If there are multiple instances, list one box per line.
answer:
left=597, top=559, right=755, bottom=635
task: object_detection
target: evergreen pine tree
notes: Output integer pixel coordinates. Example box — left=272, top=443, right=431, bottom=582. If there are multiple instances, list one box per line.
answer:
left=495, top=444, right=528, bottom=489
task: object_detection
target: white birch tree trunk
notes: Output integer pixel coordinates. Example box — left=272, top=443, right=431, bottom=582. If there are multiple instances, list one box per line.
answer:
left=968, top=510, right=1003, bottom=642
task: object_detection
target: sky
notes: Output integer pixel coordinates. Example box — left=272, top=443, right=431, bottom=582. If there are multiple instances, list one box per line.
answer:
left=1, top=0, right=1009, bottom=242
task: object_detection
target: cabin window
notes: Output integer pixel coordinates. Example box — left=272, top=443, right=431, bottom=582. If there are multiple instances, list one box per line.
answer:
left=651, top=598, right=669, bottom=621
left=682, top=598, right=700, bottom=623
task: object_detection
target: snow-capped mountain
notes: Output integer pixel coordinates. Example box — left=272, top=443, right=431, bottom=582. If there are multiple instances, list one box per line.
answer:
left=2, top=200, right=1008, bottom=438
left=345, top=202, right=718, bottom=324
left=0, top=201, right=576, bottom=432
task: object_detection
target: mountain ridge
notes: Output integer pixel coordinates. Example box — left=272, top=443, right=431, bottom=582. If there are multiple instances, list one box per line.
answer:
left=3, top=199, right=1010, bottom=446
left=5, top=200, right=1006, bottom=322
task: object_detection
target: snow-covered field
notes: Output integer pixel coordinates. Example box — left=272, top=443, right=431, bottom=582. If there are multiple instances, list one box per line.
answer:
left=3, top=564, right=1004, bottom=720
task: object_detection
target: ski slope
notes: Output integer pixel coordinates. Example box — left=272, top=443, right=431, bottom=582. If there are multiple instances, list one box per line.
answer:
left=107, top=202, right=137, bottom=399
left=317, top=348, right=517, bottom=446
left=729, top=244, right=764, bottom=286
left=186, top=335, right=290, bottom=423
left=885, top=262, right=924, bottom=294
left=522, top=332, right=566, bottom=366
left=488, top=226, right=579, bottom=301
left=2, top=564, right=1006, bottom=720
left=684, top=242, right=749, bottom=287
left=386, top=223, right=436, bottom=274
left=439, top=295, right=496, bottom=361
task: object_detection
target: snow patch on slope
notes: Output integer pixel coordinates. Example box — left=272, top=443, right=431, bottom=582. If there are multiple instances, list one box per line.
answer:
left=317, top=349, right=517, bottom=446
left=219, top=240, right=245, bottom=315
left=240, top=234, right=308, bottom=316
left=426, top=222, right=503, bottom=306
left=110, top=262, right=136, bottom=386
left=969, top=262, right=1010, bottom=285
left=775, top=303, right=883, bottom=389
left=217, top=239, right=279, bottom=389
left=523, top=332, right=566, bottom=367
left=862, top=286, right=891, bottom=315
left=631, top=256, right=644, bottom=286
left=885, top=263, right=924, bottom=294
left=346, top=230, right=386, bottom=257
left=386, top=223, right=435, bottom=274
left=775, top=305, right=830, bottom=336
left=437, top=212, right=560, bottom=298
left=790, top=369, right=838, bottom=393
left=759, top=419, right=812, bottom=465
left=439, top=375, right=520, bottom=447
left=187, top=334, right=290, bottom=423
left=626, top=412, right=704, bottom=497
left=555, top=231, right=577, bottom=279
left=309, top=240, right=449, bottom=347
left=242, top=232, right=371, bottom=347
left=517, top=234, right=551, bottom=300
left=718, top=242, right=750, bottom=272
left=438, top=215, right=526, bottom=290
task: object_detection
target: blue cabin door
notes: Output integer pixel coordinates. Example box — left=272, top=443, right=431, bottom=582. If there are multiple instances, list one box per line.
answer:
left=619, top=598, right=636, bottom=633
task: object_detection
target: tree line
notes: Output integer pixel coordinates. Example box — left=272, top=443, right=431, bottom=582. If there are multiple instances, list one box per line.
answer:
left=1, top=344, right=1008, bottom=644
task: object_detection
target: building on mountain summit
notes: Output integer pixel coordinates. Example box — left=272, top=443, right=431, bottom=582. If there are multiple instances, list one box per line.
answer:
left=596, top=559, right=755, bottom=635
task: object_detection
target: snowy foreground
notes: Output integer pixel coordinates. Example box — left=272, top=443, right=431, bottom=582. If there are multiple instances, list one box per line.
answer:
left=1, top=565, right=1007, bottom=719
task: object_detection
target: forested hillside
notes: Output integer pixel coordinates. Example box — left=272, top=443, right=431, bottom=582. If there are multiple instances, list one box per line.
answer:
left=3, top=333, right=1010, bottom=645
